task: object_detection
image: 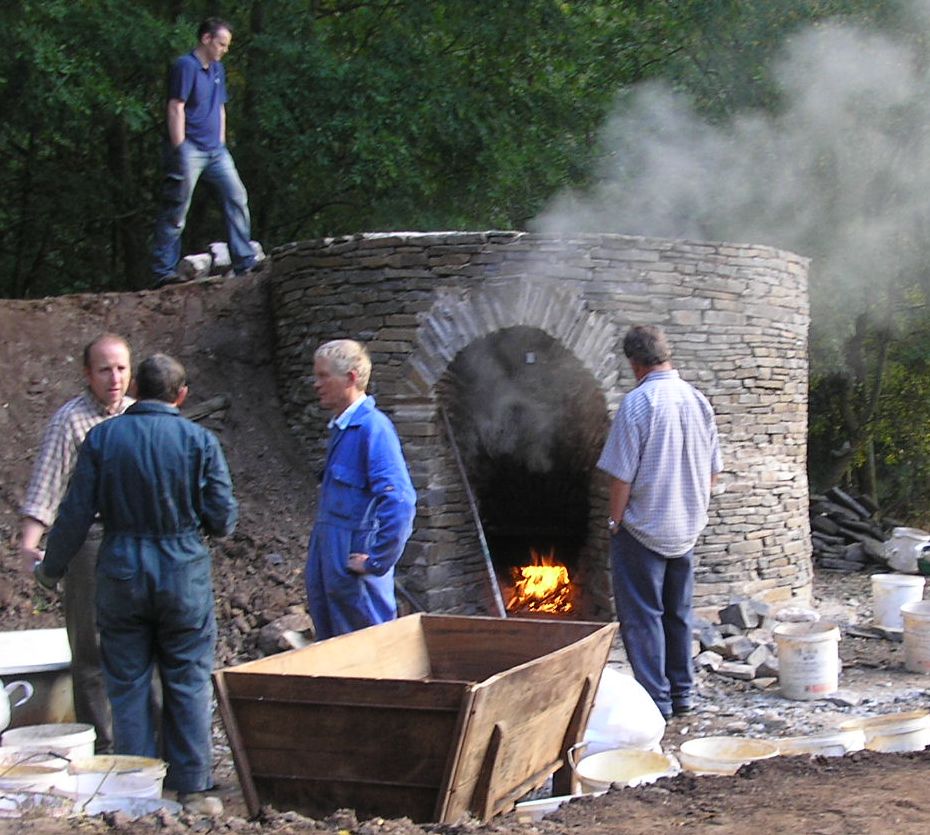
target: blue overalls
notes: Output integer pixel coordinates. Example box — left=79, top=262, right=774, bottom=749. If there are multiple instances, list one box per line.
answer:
left=306, top=397, right=416, bottom=639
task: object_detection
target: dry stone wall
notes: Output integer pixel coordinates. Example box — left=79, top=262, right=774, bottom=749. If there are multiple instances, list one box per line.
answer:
left=270, top=231, right=812, bottom=616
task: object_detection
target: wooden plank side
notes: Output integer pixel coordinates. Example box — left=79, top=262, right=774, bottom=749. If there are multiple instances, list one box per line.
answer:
left=422, top=615, right=608, bottom=681
left=440, top=622, right=616, bottom=823
left=221, top=671, right=466, bottom=710
left=235, top=702, right=460, bottom=785
left=219, top=613, right=430, bottom=679
left=213, top=670, right=262, bottom=818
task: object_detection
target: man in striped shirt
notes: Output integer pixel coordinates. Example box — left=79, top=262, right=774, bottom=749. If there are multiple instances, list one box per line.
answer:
left=19, top=333, right=133, bottom=752
left=597, top=325, right=722, bottom=720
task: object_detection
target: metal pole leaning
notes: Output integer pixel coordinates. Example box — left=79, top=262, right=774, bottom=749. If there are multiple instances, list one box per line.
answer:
left=440, top=406, right=507, bottom=618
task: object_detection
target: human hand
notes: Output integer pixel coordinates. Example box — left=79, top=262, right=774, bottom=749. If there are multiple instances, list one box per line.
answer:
left=347, top=553, right=369, bottom=575
left=20, top=546, right=44, bottom=576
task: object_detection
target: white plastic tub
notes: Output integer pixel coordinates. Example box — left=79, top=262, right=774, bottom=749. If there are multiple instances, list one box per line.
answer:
left=773, top=621, right=840, bottom=700
left=69, top=756, right=167, bottom=799
left=871, top=574, right=925, bottom=631
left=777, top=727, right=866, bottom=757
left=567, top=745, right=679, bottom=793
left=1, top=723, right=95, bottom=761
left=678, top=736, right=779, bottom=776
left=839, top=710, right=930, bottom=753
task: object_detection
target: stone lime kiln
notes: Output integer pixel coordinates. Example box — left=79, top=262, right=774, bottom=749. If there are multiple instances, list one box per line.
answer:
left=269, top=232, right=811, bottom=619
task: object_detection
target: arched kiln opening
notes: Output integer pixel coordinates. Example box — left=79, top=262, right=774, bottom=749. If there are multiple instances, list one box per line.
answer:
left=439, top=326, right=610, bottom=616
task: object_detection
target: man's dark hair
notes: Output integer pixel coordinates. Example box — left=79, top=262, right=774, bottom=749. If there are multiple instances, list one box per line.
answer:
left=198, top=17, right=232, bottom=39
left=623, top=325, right=672, bottom=367
left=135, top=354, right=187, bottom=402
left=83, top=333, right=131, bottom=369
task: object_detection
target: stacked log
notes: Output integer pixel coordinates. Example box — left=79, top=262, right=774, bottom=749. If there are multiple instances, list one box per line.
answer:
left=809, top=487, right=894, bottom=572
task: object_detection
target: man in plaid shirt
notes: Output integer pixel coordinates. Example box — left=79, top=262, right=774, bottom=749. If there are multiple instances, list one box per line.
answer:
left=19, top=333, right=133, bottom=753
left=597, top=325, right=722, bottom=720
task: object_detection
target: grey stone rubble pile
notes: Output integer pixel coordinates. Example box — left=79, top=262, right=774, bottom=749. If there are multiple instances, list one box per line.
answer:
left=809, top=486, right=899, bottom=573
left=692, top=598, right=816, bottom=688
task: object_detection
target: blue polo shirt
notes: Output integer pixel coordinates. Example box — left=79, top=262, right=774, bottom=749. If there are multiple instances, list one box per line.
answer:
left=168, top=51, right=228, bottom=151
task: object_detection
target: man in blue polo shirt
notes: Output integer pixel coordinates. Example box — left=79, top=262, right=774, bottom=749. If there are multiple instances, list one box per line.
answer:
left=597, top=325, right=722, bottom=721
left=151, top=17, right=256, bottom=287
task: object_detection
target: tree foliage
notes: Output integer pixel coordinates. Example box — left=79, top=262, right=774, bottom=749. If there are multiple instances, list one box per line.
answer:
left=0, top=0, right=687, bottom=296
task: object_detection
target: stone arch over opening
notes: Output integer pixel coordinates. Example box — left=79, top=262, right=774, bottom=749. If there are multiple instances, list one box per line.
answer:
left=404, top=278, right=620, bottom=398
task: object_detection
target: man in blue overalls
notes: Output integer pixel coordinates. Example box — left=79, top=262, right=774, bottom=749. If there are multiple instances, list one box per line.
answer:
left=306, top=339, right=416, bottom=639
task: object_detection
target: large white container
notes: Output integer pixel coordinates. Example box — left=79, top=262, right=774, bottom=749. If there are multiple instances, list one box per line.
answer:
left=1, top=723, right=95, bottom=761
left=884, top=527, right=930, bottom=574
left=871, top=573, right=925, bottom=631
left=0, top=628, right=73, bottom=727
left=773, top=621, right=841, bottom=700
left=901, top=599, right=930, bottom=673
left=678, top=737, right=779, bottom=776
left=69, top=756, right=167, bottom=799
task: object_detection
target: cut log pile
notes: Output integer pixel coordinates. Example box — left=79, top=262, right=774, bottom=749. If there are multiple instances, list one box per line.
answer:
left=810, top=486, right=901, bottom=573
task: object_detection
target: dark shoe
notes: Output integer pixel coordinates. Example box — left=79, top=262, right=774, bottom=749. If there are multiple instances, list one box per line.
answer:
left=151, top=272, right=185, bottom=289
left=672, top=704, right=695, bottom=717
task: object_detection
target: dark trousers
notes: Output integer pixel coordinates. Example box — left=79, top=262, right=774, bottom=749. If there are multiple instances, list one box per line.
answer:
left=62, top=528, right=112, bottom=753
left=610, top=526, right=694, bottom=719
left=97, top=552, right=215, bottom=793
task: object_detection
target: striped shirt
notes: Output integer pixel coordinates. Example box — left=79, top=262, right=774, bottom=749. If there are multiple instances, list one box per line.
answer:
left=20, top=391, right=133, bottom=527
left=597, top=369, right=722, bottom=556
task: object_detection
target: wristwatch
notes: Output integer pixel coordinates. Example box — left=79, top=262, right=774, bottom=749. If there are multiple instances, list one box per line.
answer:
left=607, top=517, right=620, bottom=532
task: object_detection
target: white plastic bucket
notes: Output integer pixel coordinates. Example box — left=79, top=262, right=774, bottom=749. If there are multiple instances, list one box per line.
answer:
left=776, top=727, right=866, bottom=757
left=1, top=722, right=95, bottom=761
left=567, top=745, right=679, bottom=793
left=839, top=710, right=930, bottom=753
left=678, top=736, right=779, bottom=776
left=69, top=756, right=167, bottom=799
left=773, top=621, right=841, bottom=700
left=871, top=574, right=925, bottom=631
left=0, top=747, right=75, bottom=794
left=0, top=761, right=69, bottom=794
left=901, top=600, right=930, bottom=673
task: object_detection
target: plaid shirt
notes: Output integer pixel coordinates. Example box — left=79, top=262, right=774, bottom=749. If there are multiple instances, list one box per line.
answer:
left=21, top=391, right=133, bottom=528
left=597, top=369, right=722, bottom=556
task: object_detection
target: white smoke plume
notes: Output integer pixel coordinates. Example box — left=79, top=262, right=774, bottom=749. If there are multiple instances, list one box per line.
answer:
left=531, top=8, right=930, bottom=355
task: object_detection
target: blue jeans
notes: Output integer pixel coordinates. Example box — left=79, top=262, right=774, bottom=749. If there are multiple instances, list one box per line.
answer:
left=610, top=527, right=694, bottom=718
left=151, top=141, right=255, bottom=279
left=96, top=551, right=216, bottom=793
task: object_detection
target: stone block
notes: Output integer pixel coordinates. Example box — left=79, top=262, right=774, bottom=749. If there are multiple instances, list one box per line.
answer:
left=722, top=635, right=757, bottom=661
left=695, top=650, right=724, bottom=671
left=718, top=600, right=760, bottom=630
left=716, top=661, right=757, bottom=680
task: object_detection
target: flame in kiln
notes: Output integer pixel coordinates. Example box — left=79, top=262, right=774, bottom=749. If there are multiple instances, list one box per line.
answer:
left=507, top=547, right=574, bottom=614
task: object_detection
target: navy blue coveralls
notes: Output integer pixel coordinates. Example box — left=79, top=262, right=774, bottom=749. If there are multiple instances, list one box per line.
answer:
left=306, top=396, right=416, bottom=639
left=43, top=400, right=237, bottom=793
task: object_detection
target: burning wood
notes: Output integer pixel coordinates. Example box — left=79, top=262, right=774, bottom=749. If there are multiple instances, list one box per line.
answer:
left=507, top=548, right=574, bottom=614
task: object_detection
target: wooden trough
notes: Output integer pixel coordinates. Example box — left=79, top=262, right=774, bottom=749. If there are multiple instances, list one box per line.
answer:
left=214, top=613, right=616, bottom=823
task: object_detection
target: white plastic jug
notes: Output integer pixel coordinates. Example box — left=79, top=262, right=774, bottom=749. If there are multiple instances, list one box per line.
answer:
left=0, top=679, right=34, bottom=732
